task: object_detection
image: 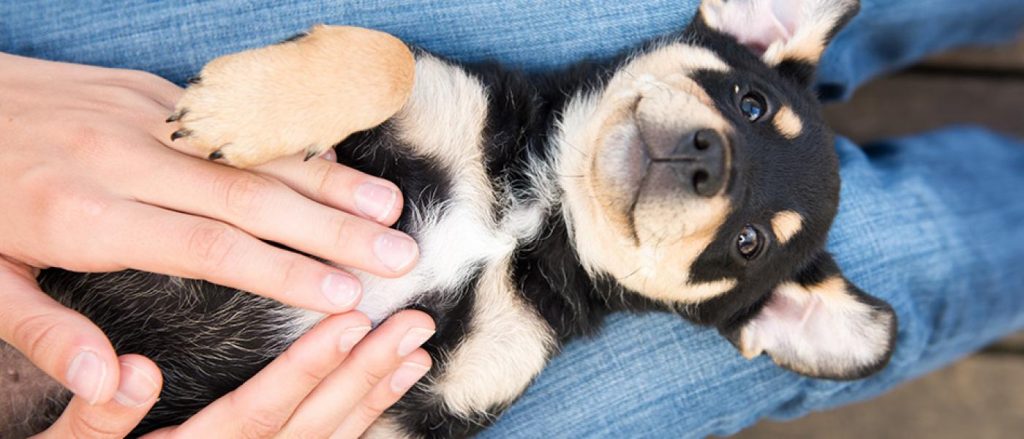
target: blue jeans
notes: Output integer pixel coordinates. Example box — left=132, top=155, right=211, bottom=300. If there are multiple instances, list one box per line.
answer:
left=4, top=1, right=1024, bottom=437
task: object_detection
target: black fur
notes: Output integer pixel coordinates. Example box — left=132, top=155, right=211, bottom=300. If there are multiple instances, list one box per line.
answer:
left=36, top=270, right=295, bottom=435
left=14, top=2, right=892, bottom=436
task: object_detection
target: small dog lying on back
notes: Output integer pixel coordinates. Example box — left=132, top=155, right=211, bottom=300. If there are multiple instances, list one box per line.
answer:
left=9, top=0, right=897, bottom=436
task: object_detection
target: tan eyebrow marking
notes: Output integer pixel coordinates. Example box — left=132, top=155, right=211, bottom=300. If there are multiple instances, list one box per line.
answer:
left=773, top=105, right=803, bottom=139
left=771, top=210, right=804, bottom=244
left=806, top=276, right=849, bottom=299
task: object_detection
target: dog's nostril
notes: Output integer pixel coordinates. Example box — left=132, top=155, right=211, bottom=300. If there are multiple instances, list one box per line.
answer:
left=694, top=133, right=711, bottom=151
left=692, top=170, right=709, bottom=192
left=694, top=129, right=718, bottom=151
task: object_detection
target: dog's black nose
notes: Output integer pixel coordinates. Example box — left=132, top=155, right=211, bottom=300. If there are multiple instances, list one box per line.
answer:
left=653, top=129, right=728, bottom=197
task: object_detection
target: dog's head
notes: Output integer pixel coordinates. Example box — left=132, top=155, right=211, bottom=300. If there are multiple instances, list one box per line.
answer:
left=558, top=0, right=895, bottom=379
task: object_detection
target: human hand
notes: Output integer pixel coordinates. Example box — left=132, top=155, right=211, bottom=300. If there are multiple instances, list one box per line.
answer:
left=32, top=310, right=435, bottom=438
left=0, top=52, right=418, bottom=406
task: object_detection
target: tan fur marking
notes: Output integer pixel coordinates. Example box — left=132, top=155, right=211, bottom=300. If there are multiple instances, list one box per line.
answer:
left=392, top=56, right=494, bottom=213
left=771, top=210, right=803, bottom=244
left=174, top=25, right=414, bottom=167
left=556, top=43, right=740, bottom=305
left=808, top=276, right=849, bottom=298
left=762, top=36, right=826, bottom=66
left=773, top=106, right=803, bottom=139
left=429, top=260, right=556, bottom=417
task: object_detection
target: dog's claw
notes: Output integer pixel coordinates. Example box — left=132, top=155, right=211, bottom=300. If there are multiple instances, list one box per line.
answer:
left=280, top=32, right=309, bottom=44
left=186, top=76, right=202, bottom=85
left=303, top=148, right=319, bottom=161
left=170, top=129, right=191, bottom=141
left=165, top=109, right=188, bottom=123
left=208, top=149, right=224, bottom=160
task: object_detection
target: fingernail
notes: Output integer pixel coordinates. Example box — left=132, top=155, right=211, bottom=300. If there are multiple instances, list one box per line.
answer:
left=114, top=361, right=159, bottom=408
left=397, top=327, right=434, bottom=357
left=338, top=326, right=372, bottom=353
left=66, top=350, right=107, bottom=405
left=355, top=182, right=398, bottom=222
left=321, top=148, right=338, bottom=162
left=374, top=232, right=418, bottom=272
left=322, top=273, right=362, bottom=309
left=390, top=362, right=430, bottom=393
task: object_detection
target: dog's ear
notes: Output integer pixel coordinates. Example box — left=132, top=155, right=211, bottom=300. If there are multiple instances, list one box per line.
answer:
left=699, top=0, right=860, bottom=86
left=724, top=251, right=897, bottom=379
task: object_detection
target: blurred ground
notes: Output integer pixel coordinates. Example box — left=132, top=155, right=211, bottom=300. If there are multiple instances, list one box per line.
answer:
left=733, top=40, right=1024, bottom=439
left=824, top=42, right=1024, bottom=142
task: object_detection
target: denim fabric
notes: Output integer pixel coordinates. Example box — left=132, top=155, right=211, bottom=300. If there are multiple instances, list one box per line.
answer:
left=3, top=1, right=1023, bottom=437
left=484, top=129, right=1024, bottom=437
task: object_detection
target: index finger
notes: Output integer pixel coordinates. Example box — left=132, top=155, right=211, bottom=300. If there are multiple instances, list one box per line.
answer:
left=91, top=200, right=365, bottom=314
left=145, top=312, right=372, bottom=438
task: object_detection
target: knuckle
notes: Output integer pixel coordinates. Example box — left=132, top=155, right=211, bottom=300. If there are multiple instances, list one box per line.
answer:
left=287, top=428, right=329, bottom=439
left=279, top=256, right=306, bottom=287
left=68, top=411, right=125, bottom=439
left=53, top=191, right=113, bottom=224
left=219, top=174, right=275, bottom=218
left=328, top=214, right=355, bottom=249
left=358, top=366, right=389, bottom=390
left=313, top=162, right=338, bottom=201
left=237, top=414, right=284, bottom=439
left=125, top=69, right=164, bottom=86
left=226, top=392, right=287, bottom=439
left=276, top=346, right=326, bottom=388
left=22, top=178, right=79, bottom=242
left=10, top=312, right=67, bottom=370
left=110, top=68, right=164, bottom=91
left=185, top=223, right=240, bottom=272
left=66, top=125, right=119, bottom=159
left=37, top=193, right=115, bottom=266
left=354, top=400, right=390, bottom=427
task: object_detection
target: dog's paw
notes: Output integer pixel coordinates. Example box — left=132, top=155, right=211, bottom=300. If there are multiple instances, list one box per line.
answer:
left=169, top=25, right=415, bottom=168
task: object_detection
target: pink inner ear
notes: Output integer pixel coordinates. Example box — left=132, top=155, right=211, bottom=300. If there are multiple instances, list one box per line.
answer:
left=739, top=277, right=896, bottom=377
left=711, top=0, right=802, bottom=56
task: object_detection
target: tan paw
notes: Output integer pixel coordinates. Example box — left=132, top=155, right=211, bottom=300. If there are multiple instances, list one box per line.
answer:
left=168, top=25, right=415, bottom=168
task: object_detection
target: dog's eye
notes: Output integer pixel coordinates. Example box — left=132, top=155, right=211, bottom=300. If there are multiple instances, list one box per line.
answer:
left=737, top=225, right=763, bottom=259
left=739, top=92, right=766, bottom=122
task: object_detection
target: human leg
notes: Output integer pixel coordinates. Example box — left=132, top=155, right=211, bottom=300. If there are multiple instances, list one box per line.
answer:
left=4, top=0, right=1024, bottom=437
left=483, top=127, right=1024, bottom=437
left=2, top=0, right=1022, bottom=90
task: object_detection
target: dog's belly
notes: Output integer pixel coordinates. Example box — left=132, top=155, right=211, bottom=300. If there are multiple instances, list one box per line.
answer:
left=352, top=202, right=514, bottom=323
left=339, top=54, right=558, bottom=432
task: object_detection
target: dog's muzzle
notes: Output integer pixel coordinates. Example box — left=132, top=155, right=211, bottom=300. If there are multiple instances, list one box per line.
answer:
left=641, top=127, right=730, bottom=198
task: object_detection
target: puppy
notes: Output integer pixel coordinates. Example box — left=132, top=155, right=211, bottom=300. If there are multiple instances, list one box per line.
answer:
left=9, top=0, right=897, bottom=437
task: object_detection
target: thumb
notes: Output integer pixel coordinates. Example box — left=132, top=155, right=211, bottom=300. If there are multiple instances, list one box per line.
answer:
left=37, top=354, right=162, bottom=439
left=0, top=258, right=120, bottom=405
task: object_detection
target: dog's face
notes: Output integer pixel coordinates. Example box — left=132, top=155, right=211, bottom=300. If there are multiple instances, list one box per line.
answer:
left=560, top=0, right=896, bottom=379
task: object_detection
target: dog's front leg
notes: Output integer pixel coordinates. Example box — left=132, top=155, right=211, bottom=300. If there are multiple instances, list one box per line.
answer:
left=168, top=25, right=414, bottom=168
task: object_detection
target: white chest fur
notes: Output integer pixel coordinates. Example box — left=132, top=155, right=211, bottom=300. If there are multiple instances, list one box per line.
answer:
left=300, top=55, right=557, bottom=417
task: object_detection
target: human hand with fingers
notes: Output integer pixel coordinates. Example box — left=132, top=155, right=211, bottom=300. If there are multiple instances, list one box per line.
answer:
left=33, top=310, right=435, bottom=438
left=0, top=50, right=419, bottom=426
